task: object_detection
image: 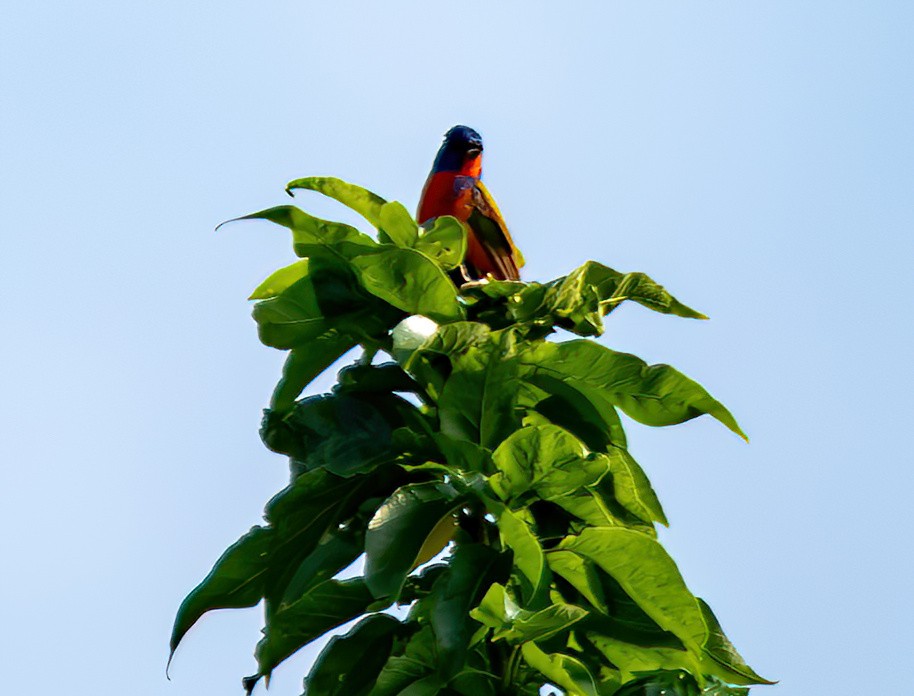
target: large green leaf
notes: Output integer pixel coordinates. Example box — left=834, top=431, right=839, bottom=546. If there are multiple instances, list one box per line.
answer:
left=549, top=479, right=655, bottom=536
left=286, top=176, right=387, bottom=228
left=264, top=468, right=404, bottom=611
left=350, top=247, right=463, bottom=323
left=493, top=505, right=549, bottom=606
left=250, top=259, right=311, bottom=300
left=369, top=626, right=439, bottom=696
left=430, top=543, right=504, bottom=679
left=410, top=323, right=522, bottom=448
left=303, top=614, right=407, bottom=696
left=170, top=526, right=273, bottom=660
left=520, top=340, right=747, bottom=440
left=521, top=642, right=599, bottom=696
left=604, top=447, right=667, bottom=526
left=251, top=259, right=379, bottom=350
left=416, top=216, right=467, bottom=270
left=530, top=391, right=626, bottom=452
left=497, top=603, right=588, bottom=644
left=585, top=632, right=701, bottom=683
left=698, top=599, right=773, bottom=685
left=252, top=578, right=377, bottom=685
left=553, top=262, right=707, bottom=334
left=470, top=583, right=587, bottom=645
left=379, top=201, right=419, bottom=247
left=230, top=204, right=378, bottom=259
left=490, top=425, right=609, bottom=503
left=555, top=528, right=707, bottom=653
left=364, top=481, right=465, bottom=599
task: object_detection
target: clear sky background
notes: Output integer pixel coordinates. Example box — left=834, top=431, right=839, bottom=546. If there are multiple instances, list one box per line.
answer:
left=2, top=2, right=912, bottom=695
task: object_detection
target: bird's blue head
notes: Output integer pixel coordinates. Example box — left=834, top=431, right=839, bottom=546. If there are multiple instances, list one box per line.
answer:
left=432, top=125, right=484, bottom=173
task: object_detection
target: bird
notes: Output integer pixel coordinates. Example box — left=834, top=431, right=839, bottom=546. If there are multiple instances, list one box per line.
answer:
left=417, top=125, right=524, bottom=283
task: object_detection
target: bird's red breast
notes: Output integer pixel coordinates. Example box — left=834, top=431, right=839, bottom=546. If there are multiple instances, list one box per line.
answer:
left=417, top=128, right=523, bottom=282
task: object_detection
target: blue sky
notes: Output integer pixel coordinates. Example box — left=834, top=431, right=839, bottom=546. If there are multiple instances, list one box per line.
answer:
left=2, top=2, right=912, bottom=695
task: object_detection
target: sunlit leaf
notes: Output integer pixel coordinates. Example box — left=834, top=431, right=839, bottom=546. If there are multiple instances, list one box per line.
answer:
left=416, top=215, right=467, bottom=269
left=249, top=259, right=311, bottom=300
left=555, top=528, right=707, bottom=652
left=350, top=247, right=463, bottom=323
left=228, top=204, right=377, bottom=259
left=494, top=505, right=548, bottom=606
left=378, top=201, right=419, bottom=247
left=698, top=599, right=773, bottom=686
left=520, top=340, right=747, bottom=440
left=490, top=425, right=609, bottom=503
left=286, top=176, right=387, bottom=228
left=521, top=642, right=599, bottom=696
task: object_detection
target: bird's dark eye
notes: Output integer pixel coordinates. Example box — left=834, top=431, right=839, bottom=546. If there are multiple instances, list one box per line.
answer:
left=466, top=147, right=482, bottom=157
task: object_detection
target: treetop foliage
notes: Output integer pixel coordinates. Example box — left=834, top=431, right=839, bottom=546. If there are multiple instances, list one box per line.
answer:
left=172, top=177, right=770, bottom=696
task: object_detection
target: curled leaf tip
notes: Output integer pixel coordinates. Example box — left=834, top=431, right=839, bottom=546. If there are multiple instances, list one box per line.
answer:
left=284, top=186, right=294, bottom=197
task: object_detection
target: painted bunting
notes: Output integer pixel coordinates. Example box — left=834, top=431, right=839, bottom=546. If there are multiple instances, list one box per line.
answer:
left=417, top=125, right=524, bottom=283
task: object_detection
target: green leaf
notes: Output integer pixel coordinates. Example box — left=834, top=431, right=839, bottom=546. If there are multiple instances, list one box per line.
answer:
left=286, top=176, right=387, bottom=228
left=555, top=528, right=707, bottom=653
left=698, top=598, right=773, bottom=685
left=379, top=201, right=419, bottom=247
left=531, top=392, right=625, bottom=452
left=270, top=335, right=356, bottom=413
left=612, top=670, right=702, bottom=696
left=604, top=447, right=667, bottom=526
left=364, top=481, right=464, bottom=599
left=581, top=262, right=708, bottom=320
left=494, top=505, right=549, bottom=606
left=430, top=543, right=504, bottom=679
left=230, top=204, right=377, bottom=259
left=351, top=247, right=463, bottom=323
left=170, top=526, right=272, bottom=660
left=264, top=468, right=404, bottom=607
left=369, top=625, right=439, bottom=696
left=279, top=524, right=364, bottom=609
left=265, top=393, right=404, bottom=477
left=520, top=341, right=747, bottom=440
left=554, top=262, right=707, bottom=335
left=549, top=477, right=657, bottom=536
left=416, top=216, right=467, bottom=270
left=521, top=642, right=599, bottom=696
left=250, top=259, right=311, bottom=300
left=490, top=425, right=609, bottom=503
left=303, top=614, right=407, bottom=696
left=546, top=550, right=607, bottom=612
left=585, top=632, right=701, bottom=683
left=254, top=578, right=377, bottom=683
left=496, top=602, right=588, bottom=644
left=430, top=325, right=522, bottom=449
left=469, top=582, right=512, bottom=630
left=250, top=259, right=372, bottom=350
